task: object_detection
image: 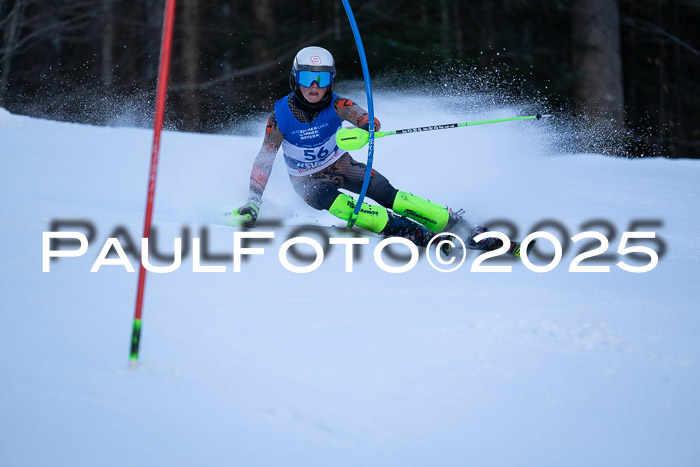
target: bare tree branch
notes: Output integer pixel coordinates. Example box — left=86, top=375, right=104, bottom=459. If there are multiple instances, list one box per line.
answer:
left=622, top=16, right=700, bottom=57
left=169, top=27, right=337, bottom=91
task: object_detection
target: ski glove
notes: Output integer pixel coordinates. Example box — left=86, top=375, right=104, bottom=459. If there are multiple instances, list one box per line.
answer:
left=232, top=201, right=259, bottom=227
left=358, top=115, right=380, bottom=131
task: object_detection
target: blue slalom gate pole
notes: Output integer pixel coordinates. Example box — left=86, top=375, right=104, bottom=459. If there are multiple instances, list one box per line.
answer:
left=341, top=0, right=374, bottom=228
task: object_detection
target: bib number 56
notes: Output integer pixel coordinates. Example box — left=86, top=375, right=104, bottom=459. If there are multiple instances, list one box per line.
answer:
left=304, top=147, right=331, bottom=162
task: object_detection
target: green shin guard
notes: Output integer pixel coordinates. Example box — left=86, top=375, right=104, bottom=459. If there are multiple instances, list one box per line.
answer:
left=329, top=194, right=389, bottom=233
left=392, top=190, right=450, bottom=232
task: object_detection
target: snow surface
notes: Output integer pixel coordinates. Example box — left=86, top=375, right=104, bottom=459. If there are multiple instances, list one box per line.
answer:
left=1, top=95, right=700, bottom=466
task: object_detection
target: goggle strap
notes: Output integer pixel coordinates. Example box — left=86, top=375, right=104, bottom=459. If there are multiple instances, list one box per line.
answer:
left=295, top=64, right=335, bottom=73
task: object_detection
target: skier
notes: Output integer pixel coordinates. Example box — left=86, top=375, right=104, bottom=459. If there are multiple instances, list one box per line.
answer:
left=233, top=46, right=519, bottom=255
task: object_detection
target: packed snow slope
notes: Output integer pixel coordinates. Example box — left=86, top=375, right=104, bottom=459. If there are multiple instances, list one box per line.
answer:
left=1, top=92, right=699, bottom=467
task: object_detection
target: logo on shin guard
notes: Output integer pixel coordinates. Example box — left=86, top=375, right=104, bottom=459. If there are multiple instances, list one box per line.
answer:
left=403, top=209, right=437, bottom=227
left=346, top=199, right=379, bottom=216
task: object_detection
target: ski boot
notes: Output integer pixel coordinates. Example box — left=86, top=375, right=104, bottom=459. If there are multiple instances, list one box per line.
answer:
left=446, top=210, right=526, bottom=256
left=467, top=225, right=504, bottom=250
left=447, top=209, right=537, bottom=258
left=381, top=214, right=454, bottom=256
left=381, top=213, right=433, bottom=247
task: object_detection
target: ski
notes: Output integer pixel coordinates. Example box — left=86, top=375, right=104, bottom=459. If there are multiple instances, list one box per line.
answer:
left=460, top=239, right=535, bottom=259
left=506, top=241, right=524, bottom=258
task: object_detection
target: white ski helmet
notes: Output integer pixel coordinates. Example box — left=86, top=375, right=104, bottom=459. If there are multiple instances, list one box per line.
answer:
left=289, top=46, right=336, bottom=94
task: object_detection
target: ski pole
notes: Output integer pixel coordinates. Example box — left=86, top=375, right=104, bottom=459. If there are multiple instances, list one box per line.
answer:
left=336, top=113, right=551, bottom=151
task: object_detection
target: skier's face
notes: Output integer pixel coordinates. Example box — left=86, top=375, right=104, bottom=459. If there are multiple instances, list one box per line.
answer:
left=300, top=81, right=327, bottom=103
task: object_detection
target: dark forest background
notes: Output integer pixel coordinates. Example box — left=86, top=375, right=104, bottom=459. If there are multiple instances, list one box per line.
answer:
left=1, top=0, right=698, bottom=157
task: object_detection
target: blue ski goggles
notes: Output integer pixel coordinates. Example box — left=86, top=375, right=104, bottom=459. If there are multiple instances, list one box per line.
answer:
left=296, top=70, right=334, bottom=88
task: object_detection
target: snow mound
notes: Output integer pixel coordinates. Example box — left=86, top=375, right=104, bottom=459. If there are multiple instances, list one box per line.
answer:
left=0, top=107, right=14, bottom=125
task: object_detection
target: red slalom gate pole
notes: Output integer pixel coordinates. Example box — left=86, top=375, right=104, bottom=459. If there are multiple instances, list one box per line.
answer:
left=130, top=0, right=177, bottom=368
